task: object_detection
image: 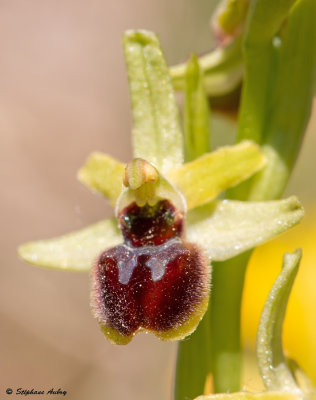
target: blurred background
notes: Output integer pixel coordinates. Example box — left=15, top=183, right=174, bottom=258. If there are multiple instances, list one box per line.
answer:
left=1, top=0, right=315, bottom=399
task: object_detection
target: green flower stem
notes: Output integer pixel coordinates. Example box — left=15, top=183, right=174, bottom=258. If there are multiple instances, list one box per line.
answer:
left=210, top=252, right=250, bottom=393
left=211, top=0, right=316, bottom=393
left=174, top=305, right=212, bottom=400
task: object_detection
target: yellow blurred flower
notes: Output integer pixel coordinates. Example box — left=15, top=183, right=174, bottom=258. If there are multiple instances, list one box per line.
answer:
left=242, top=206, right=316, bottom=384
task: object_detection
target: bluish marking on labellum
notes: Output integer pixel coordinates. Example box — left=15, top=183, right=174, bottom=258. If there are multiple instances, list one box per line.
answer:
left=91, top=162, right=210, bottom=345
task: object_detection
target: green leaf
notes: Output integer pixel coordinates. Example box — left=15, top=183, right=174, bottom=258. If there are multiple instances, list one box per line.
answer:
left=186, top=196, right=304, bottom=261
left=236, top=0, right=296, bottom=144
left=170, top=37, right=243, bottom=96
left=244, top=0, right=297, bottom=47
left=257, top=250, right=302, bottom=392
left=243, top=0, right=316, bottom=200
left=168, top=141, right=266, bottom=210
left=78, top=152, right=125, bottom=205
left=184, top=54, right=211, bottom=161
left=18, top=218, right=122, bottom=271
left=233, top=0, right=316, bottom=200
left=123, top=30, right=183, bottom=174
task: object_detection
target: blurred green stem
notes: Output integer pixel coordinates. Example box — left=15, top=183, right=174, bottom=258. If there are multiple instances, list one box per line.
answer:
left=175, top=306, right=212, bottom=400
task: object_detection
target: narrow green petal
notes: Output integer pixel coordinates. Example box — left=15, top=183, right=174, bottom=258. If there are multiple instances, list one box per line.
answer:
left=123, top=30, right=183, bottom=174
left=195, top=392, right=304, bottom=400
left=78, top=152, right=125, bottom=205
left=257, top=250, right=302, bottom=392
left=168, top=141, right=266, bottom=210
left=186, top=197, right=304, bottom=261
left=184, top=54, right=211, bottom=162
left=18, top=218, right=122, bottom=271
left=170, top=37, right=243, bottom=96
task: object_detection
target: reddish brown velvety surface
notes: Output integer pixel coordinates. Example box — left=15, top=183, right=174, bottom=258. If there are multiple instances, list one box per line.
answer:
left=119, top=200, right=184, bottom=247
left=91, top=200, right=209, bottom=337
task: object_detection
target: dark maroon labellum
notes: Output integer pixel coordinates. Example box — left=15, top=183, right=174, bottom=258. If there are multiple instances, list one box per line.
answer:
left=91, top=200, right=210, bottom=343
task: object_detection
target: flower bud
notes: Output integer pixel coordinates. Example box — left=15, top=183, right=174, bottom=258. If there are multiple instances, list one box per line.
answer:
left=211, top=0, right=249, bottom=46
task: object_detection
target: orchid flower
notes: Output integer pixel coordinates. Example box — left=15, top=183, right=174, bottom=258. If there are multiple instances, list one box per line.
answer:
left=18, top=30, right=304, bottom=345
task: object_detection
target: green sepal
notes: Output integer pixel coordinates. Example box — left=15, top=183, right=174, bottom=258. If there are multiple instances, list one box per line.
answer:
left=257, top=250, right=302, bottom=392
left=123, top=30, right=183, bottom=174
left=78, top=152, right=125, bottom=205
left=184, top=54, right=211, bottom=161
left=18, top=218, right=122, bottom=271
left=168, top=141, right=266, bottom=210
left=187, top=196, right=304, bottom=261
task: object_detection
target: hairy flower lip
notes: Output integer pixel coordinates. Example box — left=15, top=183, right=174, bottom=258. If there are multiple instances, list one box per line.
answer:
left=90, top=209, right=211, bottom=345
